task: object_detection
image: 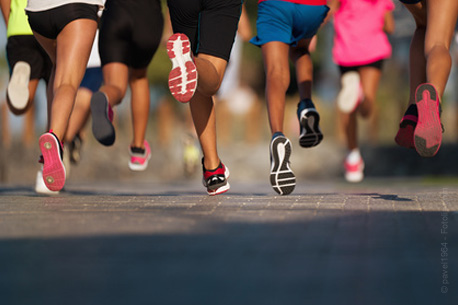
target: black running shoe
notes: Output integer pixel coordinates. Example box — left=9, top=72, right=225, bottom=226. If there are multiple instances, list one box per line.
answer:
left=69, top=134, right=83, bottom=164
left=270, top=134, right=295, bottom=195
left=91, top=91, right=115, bottom=146
left=297, top=98, right=323, bottom=148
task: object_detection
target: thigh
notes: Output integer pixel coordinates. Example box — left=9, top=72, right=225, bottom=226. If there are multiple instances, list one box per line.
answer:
left=54, top=18, right=98, bottom=90
left=261, top=41, right=290, bottom=76
left=425, top=0, right=458, bottom=52
left=358, top=66, right=382, bottom=100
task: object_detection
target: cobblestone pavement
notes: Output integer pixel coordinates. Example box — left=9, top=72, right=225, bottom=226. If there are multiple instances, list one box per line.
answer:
left=0, top=178, right=457, bottom=305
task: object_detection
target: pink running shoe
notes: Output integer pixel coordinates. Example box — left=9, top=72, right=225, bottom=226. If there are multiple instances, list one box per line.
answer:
left=344, top=156, right=364, bottom=183
left=39, top=132, right=66, bottom=192
left=413, top=83, right=442, bottom=157
left=202, top=160, right=230, bottom=196
left=128, top=140, right=151, bottom=171
left=395, top=104, right=418, bottom=149
left=167, top=33, right=198, bottom=103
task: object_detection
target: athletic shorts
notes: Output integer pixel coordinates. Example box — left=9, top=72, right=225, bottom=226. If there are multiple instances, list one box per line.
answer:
left=339, top=60, right=384, bottom=75
left=6, top=35, right=52, bottom=82
left=99, top=0, right=163, bottom=69
left=80, top=67, right=103, bottom=92
left=26, top=3, right=99, bottom=39
left=250, top=0, right=329, bottom=47
left=167, top=0, right=242, bottom=61
left=399, top=0, right=421, bottom=4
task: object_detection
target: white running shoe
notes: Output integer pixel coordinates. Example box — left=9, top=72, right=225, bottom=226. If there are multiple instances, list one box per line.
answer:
left=166, top=33, right=198, bottom=103
left=7, top=61, right=30, bottom=111
left=344, top=150, right=364, bottom=183
left=270, top=135, right=296, bottom=195
left=337, top=71, right=362, bottom=113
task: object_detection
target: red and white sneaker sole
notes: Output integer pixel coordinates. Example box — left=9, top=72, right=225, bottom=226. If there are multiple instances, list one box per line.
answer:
left=167, top=33, right=198, bottom=103
left=414, top=83, right=442, bottom=157
left=39, top=133, right=66, bottom=192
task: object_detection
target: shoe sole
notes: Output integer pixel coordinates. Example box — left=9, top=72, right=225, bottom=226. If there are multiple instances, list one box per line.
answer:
left=414, top=84, right=442, bottom=157
left=337, top=71, right=361, bottom=113
left=299, top=108, right=323, bottom=148
left=270, top=137, right=295, bottom=195
left=35, top=168, right=60, bottom=195
left=39, top=133, right=66, bottom=192
left=167, top=33, right=197, bottom=103
left=91, top=91, right=115, bottom=146
left=206, top=166, right=230, bottom=196
left=7, top=61, right=30, bottom=110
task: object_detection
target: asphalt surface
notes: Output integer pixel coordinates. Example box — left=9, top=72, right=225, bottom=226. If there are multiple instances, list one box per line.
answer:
left=0, top=178, right=457, bottom=305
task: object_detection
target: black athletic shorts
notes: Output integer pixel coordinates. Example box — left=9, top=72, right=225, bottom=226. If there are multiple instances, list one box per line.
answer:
left=339, top=60, right=384, bottom=75
left=99, top=0, right=164, bottom=69
left=6, top=35, right=52, bottom=82
left=167, top=0, right=242, bottom=61
left=26, top=3, right=99, bottom=39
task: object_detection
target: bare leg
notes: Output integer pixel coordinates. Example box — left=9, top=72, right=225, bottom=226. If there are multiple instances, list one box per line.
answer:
left=129, top=68, right=150, bottom=148
left=190, top=53, right=227, bottom=170
left=290, top=38, right=313, bottom=100
left=33, top=19, right=98, bottom=141
left=261, top=41, right=290, bottom=134
left=65, top=87, right=92, bottom=142
left=99, top=62, right=129, bottom=107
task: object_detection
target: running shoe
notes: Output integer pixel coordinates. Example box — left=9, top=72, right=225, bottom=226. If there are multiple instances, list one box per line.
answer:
left=35, top=165, right=60, bottom=195
left=297, top=98, right=323, bottom=148
left=167, top=33, right=198, bottom=103
left=395, top=104, right=417, bottom=149
left=69, top=134, right=83, bottom=164
left=7, top=61, right=30, bottom=112
left=344, top=154, right=364, bottom=183
left=270, top=134, right=295, bottom=195
left=336, top=71, right=363, bottom=113
left=91, top=91, right=115, bottom=146
left=39, top=131, right=66, bottom=192
left=202, top=159, right=230, bottom=196
left=413, top=83, right=442, bottom=157
left=128, top=140, right=151, bottom=171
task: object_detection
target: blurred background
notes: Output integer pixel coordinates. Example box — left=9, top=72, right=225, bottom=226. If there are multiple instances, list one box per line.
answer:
left=1, top=1, right=458, bottom=187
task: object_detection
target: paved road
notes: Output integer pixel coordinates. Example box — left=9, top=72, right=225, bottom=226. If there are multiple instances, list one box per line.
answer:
left=0, top=179, right=457, bottom=305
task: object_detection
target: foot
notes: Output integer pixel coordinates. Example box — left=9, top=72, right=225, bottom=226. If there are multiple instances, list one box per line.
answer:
left=270, top=134, right=295, bottom=195
left=344, top=150, right=364, bottom=183
left=337, top=71, right=363, bottom=114
left=7, top=61, right=30, bottom=113
left=167, top=33, right=198, bottom=103
left=128, top=140, right=152, bottom=171
left=91, top=91, right=115, bottom=146
left=413, top=83, right=442, bottom=157
left=395, top=104, right=417, bottom=149
left=68, top=134, right=83, bottom=164
left=297, top=99, right=323, bottom=148
left=39, top=132, right=66, bottom=192
left=202, top=159, right=230, bottom=196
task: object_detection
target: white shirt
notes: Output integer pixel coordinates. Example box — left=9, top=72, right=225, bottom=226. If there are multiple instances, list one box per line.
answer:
left=26, top=0, right=104, bottom=12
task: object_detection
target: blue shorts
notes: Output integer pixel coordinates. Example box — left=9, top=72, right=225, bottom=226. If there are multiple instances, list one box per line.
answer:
left=250, top=0, right=329, bottom=47
left=399, top=0, right=421, bottom=4
left=80, top=67, right=103, bottom=92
